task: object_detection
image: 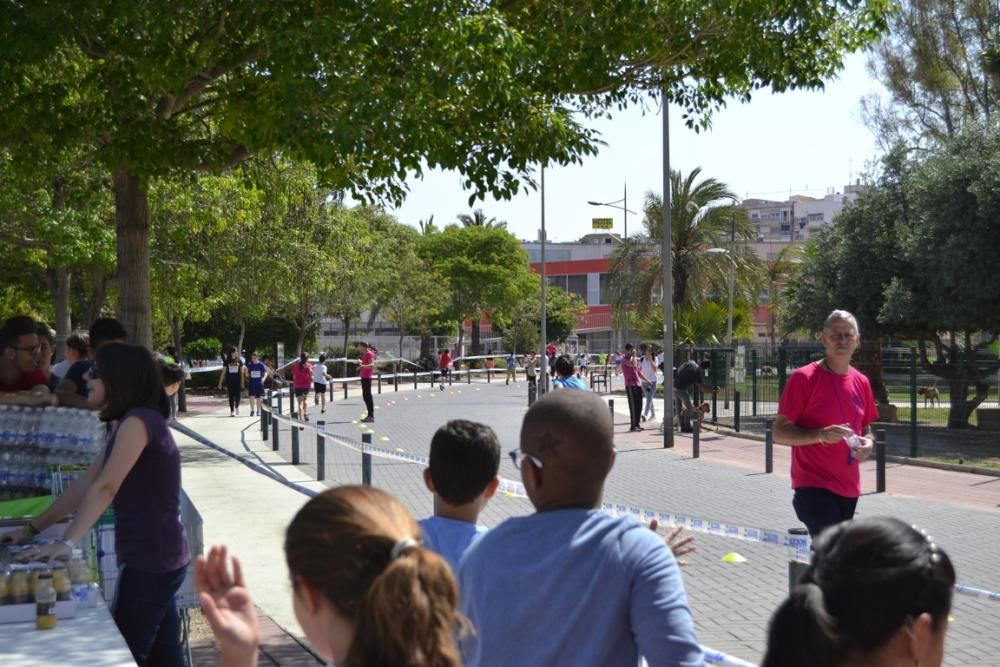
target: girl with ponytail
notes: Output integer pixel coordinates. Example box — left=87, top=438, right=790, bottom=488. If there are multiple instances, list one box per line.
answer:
left=762, top=516, right=955, bottom=667
left=196, top=486, right=465, bottom=667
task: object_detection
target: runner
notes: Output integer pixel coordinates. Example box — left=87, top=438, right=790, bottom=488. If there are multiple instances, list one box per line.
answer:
left=358, top=342, right=376, bottom=422
left=244, top=352, right=270, bottom=417
left=312, top=353, right=332, bottom=413
left=216, top=347, right=244, bottom=417
left=291, top=352, right=313, bottom=421
left=505, top=351, right=517, bottom=385
left=439, top=348, right=451, bottom=391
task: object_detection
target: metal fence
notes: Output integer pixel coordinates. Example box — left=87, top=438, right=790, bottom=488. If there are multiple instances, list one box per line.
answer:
left=681, top=343, right=1000, bottom=464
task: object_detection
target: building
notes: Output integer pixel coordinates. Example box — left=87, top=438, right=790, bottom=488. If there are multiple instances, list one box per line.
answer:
left=522, top=232, right=629, bottom=352
left=744, top=183, right=865, bottom=340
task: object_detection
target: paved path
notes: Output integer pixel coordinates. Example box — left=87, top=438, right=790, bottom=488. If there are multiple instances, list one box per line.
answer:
left=177, top=379, right=1000, bottom=666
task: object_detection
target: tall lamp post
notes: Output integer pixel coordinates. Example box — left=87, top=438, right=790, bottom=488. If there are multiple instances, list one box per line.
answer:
left=539, top=164, right=548, bottom=394
left=587, top=182, right=637, bottom=239
left=661, top=91, right=673, bottom=449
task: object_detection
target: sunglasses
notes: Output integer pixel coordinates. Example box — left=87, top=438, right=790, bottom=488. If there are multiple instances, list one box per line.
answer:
left=508, top=448, right=543, bottom=470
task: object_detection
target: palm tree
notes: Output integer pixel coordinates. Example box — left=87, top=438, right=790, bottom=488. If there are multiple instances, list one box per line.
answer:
left=764, top=244, right=804, bottom=344
left=608, top=167, right=762, bottom=324
left=456, top=208, right=507, bottom=229
left=418, top=215, right=438, bottom=235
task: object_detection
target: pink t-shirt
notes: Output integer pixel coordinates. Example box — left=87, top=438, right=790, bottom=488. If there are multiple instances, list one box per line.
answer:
left=360, top=350, right=375, bottom=379
left=778, top=362, right=879, bottom=498
left=292, top=362, right=314, bottom=389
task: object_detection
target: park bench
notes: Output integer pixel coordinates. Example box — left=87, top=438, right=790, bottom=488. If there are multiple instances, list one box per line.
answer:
left=590, top=364, right=609, bottom=392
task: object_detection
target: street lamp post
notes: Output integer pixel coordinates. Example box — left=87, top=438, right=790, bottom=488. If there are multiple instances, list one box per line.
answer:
left=661, top=90, right=673, bottom=449
left=587, top=183, right=637, bottom=239
left=540, top=164, right=548, bottom=395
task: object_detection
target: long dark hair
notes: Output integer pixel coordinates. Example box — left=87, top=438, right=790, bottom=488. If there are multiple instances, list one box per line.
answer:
left=285, top=486, right=463, bottom=667
left=762, top=516, right=955, bottom=667
left=96, top=342, right=170, bottom=422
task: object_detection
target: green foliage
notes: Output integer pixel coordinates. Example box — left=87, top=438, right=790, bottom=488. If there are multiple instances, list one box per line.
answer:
left=635, top=301, right=755, bottom=347
left=185, top=337, right=223, bottom=360
left=863, top=0, right=1000, bottom=147
left=609, top=168, right=763, bottom=324
left=497, top=283, right=587, bottom=353
left=456, top=209, right=507, bottom=229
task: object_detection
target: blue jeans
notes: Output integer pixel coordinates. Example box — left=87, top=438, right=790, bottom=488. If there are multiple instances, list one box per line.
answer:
left=641, top=381, right=657, bottom=417
left=113, top=564, right=187, bottom=667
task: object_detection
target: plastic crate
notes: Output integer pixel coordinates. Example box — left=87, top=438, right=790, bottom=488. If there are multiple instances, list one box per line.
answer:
left=95, top=489, right=204, bottom=610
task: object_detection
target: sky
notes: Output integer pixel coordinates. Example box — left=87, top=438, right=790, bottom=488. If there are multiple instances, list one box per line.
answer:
left=352, top=51, right=889, bottom=244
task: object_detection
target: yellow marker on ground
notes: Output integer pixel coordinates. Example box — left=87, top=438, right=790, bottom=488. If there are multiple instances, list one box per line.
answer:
left=379, top=436, right=390, bottom=442
left=720, top=552, right=747, bottom=564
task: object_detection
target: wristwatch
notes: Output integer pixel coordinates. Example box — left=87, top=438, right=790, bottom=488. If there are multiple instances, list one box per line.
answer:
left=57, top=538, right=76, bottom=551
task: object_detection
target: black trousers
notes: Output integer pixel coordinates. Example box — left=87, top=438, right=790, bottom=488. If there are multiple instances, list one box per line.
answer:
left=226, top=384, right=241, bottom=411
left=792, top=487, right=859, bottom=538
left=361, top=378, right=374, bottom=418
left=626, top=385, right=643, bottom=428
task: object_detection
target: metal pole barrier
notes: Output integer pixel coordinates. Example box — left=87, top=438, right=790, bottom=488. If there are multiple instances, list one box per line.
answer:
left=876, top=428, right=887, bottom=493
left=261, top=390, right=269, bottom=441
left=608, top=399, right=615, bottom=425
left=788, top=527, right=810, bottom=591
left=692, top=416, right=700, bottom=458
left=765, top=418, right=774, bottom=474
left=909, top=346, right=918, bottom=458
left=710, top=349, right=719, bottom=424
left=362, top=432, right=372, bottom=486
left=316, top=421, right=326, bottom=482
left=329, top=382, right=333, bottom=403
left=751, top=348, right=758, bottom=417
left=377, top=372, right=382, bottom=394
left=394, top=363, right=399, bottom=391
left=734, top=390, right=741, bottom=433
left=413, top=370, right=417, bottom=389
left=272, top=391, right=280, bottom=451
left=467, top=366, right=471, bottom=384
left=449, top=368, right=453, bottom=386
left=343, top=381, right=348, bottom=400
left=290, top=401, right=300, bottom=465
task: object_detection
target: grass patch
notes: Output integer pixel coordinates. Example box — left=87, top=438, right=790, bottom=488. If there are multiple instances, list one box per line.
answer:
left=922, top=455, right=1000, bottom=470
left=891, top=407, right=978, bottom=427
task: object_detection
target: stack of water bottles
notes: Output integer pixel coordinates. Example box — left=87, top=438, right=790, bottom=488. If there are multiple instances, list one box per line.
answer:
left=0, top=405, right=104, bottom=501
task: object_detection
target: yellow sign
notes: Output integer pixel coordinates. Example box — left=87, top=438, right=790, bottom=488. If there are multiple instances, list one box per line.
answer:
left=592, top=217, right=613, bottom=229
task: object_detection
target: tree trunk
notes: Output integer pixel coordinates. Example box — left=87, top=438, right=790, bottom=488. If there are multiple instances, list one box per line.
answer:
left=853, top=338, right=889, bottom=404
left=44, top=267, right=72, bottom=360
left=456, top=323, right=465, bottom=361
left=76, top=266, right=110, bottom=328
left=342, top=316, right=351, bottom=377
left=419, top=334, right=431, bottom=361
left=471, top=316, right=481, bottom=355
left=236, top=317, right=247, bottom=356
left=113, top=169, right=153, bottom=348
left=399, top=333, right=404, bottom=359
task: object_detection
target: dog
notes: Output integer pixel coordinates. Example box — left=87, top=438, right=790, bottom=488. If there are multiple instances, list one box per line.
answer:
left=917, top=385, right=940, bottom=408
left=659, top=402, right=712, bottom=432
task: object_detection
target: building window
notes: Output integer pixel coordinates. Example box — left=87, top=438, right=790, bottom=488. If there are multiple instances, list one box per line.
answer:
left=599, top=273, right=612, bottom=305
left=566, top=274, right=587, bottom=301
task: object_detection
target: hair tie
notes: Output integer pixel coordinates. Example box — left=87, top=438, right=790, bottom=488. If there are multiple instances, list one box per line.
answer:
left=912, top=525, right=942, bottom=564
left=390, top=538, right=418, bottom=561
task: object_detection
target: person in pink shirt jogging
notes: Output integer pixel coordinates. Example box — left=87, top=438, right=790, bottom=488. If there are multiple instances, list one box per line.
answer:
left=774, top=309, right=878, bottom=538
left=291, top=352, right=314, bottom=421
left=358, top=341, right=376, bottom=423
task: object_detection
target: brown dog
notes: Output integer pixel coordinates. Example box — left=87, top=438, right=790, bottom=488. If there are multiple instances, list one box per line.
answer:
left=696, top=402, right=711, bottom=428
left=917, top=386, right=940, bottom=408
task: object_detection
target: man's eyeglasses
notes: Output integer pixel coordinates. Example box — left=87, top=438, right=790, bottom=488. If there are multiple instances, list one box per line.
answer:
left=14, top=345, right=42, bottom=355
left=508, top=448, right=543, bottom=470
left=825, top=332, right=857, bottom=342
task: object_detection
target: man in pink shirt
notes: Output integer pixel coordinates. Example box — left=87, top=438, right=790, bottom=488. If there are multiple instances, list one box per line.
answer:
left=774, top=310, right=878, bottom=538
left=620, top=343, right=651, bottom=432
left=358, top=341, right=376, bottom=423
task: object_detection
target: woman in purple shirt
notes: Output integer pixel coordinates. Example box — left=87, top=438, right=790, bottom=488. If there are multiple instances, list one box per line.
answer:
left=14, top=342, right=190, bottom=666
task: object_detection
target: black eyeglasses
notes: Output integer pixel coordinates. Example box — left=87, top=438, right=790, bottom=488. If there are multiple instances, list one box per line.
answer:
left=14, top=344, right=42, bottom=355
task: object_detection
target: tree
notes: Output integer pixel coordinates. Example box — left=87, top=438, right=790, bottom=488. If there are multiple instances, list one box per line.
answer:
left=497, top=283, right=587, bottom=354
left=457, top=209, right=508, bottom=230
left=608, top=169, right=763, bottom=324
left=863, top=0, right=1000, bottom=148
left=381, top=250, right=449, bottom=358
left=763, top=245, right=806, bottom=345
left=0, top=1, right=892, bottom=348
left=418, top=225, right=536, bottom=355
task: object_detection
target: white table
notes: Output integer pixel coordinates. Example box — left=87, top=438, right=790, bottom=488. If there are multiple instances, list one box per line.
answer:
left=0, top=599, right=135, bottom=666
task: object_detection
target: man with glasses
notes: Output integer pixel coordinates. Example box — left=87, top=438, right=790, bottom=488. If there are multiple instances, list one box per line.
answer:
left=774, top=309, right=878, bottom=538
left=0, top=316, right=56, bottom=405
left=459, top=390, right=703, bottom=667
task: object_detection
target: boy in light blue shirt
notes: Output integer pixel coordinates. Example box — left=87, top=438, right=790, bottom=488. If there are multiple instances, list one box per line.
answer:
left=551, top=354, right=587, bottom=391
left=419, top=420, right=501, bottom=572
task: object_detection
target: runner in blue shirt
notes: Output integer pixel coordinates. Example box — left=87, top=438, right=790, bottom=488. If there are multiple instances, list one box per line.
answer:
left=243, top=352, right=269, bottom=417
left=551, top=355, right=587, bottom=391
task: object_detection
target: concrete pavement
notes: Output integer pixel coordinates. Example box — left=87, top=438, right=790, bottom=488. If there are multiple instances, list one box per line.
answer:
left=177, top=379, right=1000, bottom=666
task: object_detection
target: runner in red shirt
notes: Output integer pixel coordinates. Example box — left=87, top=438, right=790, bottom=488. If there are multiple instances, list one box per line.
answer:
left=439, top=349, right=451, bottom=391
left=291, top=353, right=314, bottom=421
